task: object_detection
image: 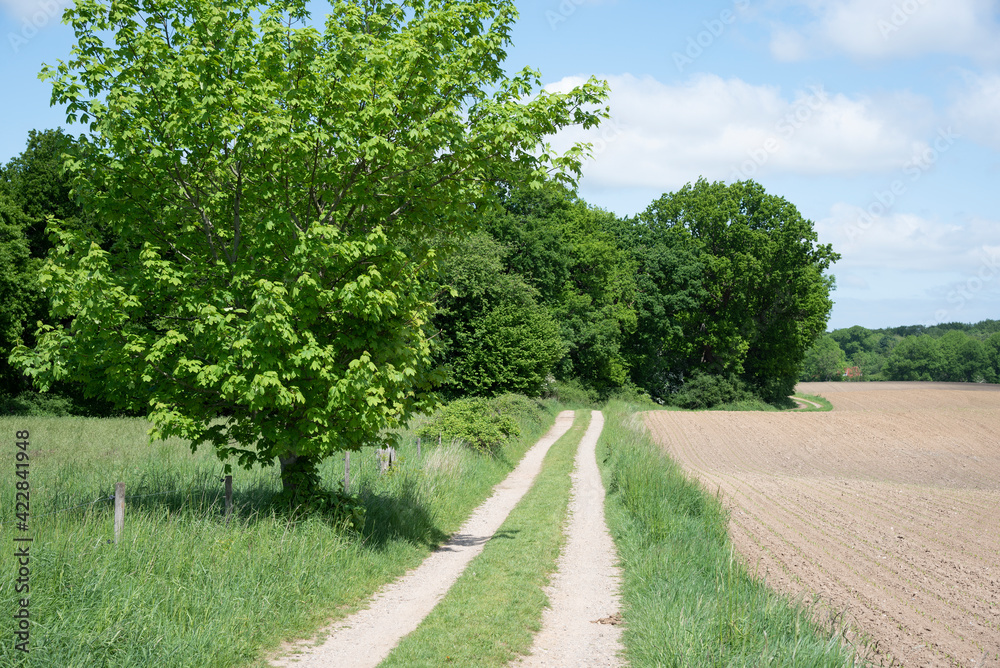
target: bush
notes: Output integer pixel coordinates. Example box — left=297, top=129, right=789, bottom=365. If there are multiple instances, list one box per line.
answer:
left=669, top=372, right=754, bottom=410
left=605, top=383, right=659, bottom=407
left=417, top=396, right=521, bottom=456
left=0, top=391, right=76, bottom=416
left=542, top=378, right=598, bottom=406
left=491, top=393, right=547, bottom=430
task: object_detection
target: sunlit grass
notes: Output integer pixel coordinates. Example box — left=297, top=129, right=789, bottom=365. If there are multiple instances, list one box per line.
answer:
left=0, top=405, right=556, bottom=667
left=597, top=401, right=858, bottom=667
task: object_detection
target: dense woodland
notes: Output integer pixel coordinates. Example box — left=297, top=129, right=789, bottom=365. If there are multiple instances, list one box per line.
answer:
left=1, top=129, right=842, bottom=414
left=801, top=321, right=1000, bottom=383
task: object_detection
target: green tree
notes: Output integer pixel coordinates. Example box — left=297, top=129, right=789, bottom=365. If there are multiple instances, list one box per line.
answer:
left=628, top=179, right=838, bottom=402
left=431, top=232, right=563, bottom=397
left=937, top=330, right=990, bottom=383
left=0, top=194, right=40, bottom=397
left=883, top=335, right=943, bottom=381
left=851, top=350, right=886, bottom=380
left=799, top=335, right=846, bottom=381
left=1, top=128, right=89, bottom=258
left=829, top=325, right=872, bottom=359
left=485, top=180, right=636, bottom=396
left=985, top=332, right=1000, bottom=382
left=611, top=207, right=706, bottom=399
left=13, top=0, right=607, bottom=498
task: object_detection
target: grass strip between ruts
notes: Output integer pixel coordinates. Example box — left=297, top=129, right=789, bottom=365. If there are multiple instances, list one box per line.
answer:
left=597, top=400, right=858, bottom=667
left=378, top=410, right=591, bottom=668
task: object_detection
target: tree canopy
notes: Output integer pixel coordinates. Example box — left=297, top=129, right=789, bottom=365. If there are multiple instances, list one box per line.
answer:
left=621, top=179, right=839, bottom=402
left=12, top=0, right=607, bottom=495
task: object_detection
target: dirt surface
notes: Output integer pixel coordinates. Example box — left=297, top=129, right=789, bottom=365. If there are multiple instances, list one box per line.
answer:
left=515, top=411, right=625, bottom=667
left=645, top=382, right=1000, bottom=668
left=270, top=411, right=576, bottom=668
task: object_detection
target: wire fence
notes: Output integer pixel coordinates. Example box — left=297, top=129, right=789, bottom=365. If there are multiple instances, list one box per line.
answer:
left=31, top=486, right=222, bottom=520
left=19, top=445, right=411, bottom=540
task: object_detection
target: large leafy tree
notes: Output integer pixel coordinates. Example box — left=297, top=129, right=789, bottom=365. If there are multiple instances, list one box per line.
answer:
left=798, top=334, right=846, bottom=382
left=1, top=129, right=121, bottom=413
left=431, top=232, right=564, bottom=397
left=0, top=194, right=39, bottom=397
left=13, top=0, right=607, bottom=496
left=1, top=129, right=90, bottom=257
left=883, top=335, right=943, bottom=381
left=937, top=330, right=991, bottom=383
left=485, top=180, right=637, bottom=396
left=626, top=179, right=839, bottom=402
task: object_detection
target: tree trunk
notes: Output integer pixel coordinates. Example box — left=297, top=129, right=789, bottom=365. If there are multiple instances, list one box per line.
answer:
left=278, top=451, right=319, bottom=503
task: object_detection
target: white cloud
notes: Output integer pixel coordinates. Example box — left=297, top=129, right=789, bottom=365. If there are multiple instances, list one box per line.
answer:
left=818, top=204, right=1000, bottom=276
left=761, top=0, right=1000, bottom=62
left=949, top=72, right=1000, bottom=150
left=546, top=73, right=936, bottom=192
left=817, top=206, right=1000, bottom=326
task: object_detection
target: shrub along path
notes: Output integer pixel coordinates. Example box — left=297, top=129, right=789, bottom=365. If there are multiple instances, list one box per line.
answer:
left=269, top=411, right=576, bottom=668
left=514, top=410, right=625, bottom=667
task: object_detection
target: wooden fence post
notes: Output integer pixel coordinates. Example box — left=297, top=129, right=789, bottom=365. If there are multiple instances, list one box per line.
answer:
left=377, top=447, right=397, bottom=474
left=224, top=475, right=233, bottom=524
left=114, top=482, right=125, bottom=545
left=344, top=451, right=350, bottom=494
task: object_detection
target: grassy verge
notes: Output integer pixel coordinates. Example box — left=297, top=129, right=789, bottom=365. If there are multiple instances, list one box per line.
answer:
left=1, top=402, right=556, bottom=668
left=597, top=400, right=857, bottom=667
left=790, top=393, right=834, bottom=411
left=380, top=411, right=590, bottom=667
left=710, top=398, right=781, bottom=412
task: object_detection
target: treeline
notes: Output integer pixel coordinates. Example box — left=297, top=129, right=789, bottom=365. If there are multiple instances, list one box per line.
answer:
left=1, top=129, right=121, bottom=415
left=430, top=173, right=839, bottom=407
left=2, top=129, right=839, bottom=413
left=801, top=321, right=1000, bottom=383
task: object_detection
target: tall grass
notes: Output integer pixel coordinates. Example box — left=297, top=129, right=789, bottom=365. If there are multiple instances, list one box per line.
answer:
left=1, top=404, right=555, bottom=667
left=597, top=400, right=858, bottom=667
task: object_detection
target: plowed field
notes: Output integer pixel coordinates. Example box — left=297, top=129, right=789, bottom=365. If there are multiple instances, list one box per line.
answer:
left=645, top=382, right=1000, bottom=668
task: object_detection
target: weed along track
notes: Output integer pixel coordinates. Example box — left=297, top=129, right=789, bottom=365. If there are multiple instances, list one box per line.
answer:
left=646, top=382, right=1000, bottom=668
left=270, top=411, right=577, bottom=668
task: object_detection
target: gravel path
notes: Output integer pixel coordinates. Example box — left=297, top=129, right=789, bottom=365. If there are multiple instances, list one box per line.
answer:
left=270, top=411, right=576, bottom=668
left=515, top=410, right=626, bottom=668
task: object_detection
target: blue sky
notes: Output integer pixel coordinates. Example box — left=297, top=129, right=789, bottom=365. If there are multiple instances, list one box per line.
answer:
left=2, top=0, right=999, bottom=330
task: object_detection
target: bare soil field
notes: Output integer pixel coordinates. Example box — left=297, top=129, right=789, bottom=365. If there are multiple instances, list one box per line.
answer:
left=646, top=382, right=1000, bottom=668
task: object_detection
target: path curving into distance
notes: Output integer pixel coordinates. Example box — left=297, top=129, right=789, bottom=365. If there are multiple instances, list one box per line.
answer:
left=270, top=411, right=576, bottom=668
left=514, top=410, right=625, bottom=667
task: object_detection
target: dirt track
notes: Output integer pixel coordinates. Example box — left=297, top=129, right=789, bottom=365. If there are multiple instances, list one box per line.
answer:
left=271, top=412, right=576, bottom=668
left=646, top=382, right=1000, bottom=668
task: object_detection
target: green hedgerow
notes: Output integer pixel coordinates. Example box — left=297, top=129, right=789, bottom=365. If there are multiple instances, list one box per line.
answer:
left=417, top=396, right=520, bottom=456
